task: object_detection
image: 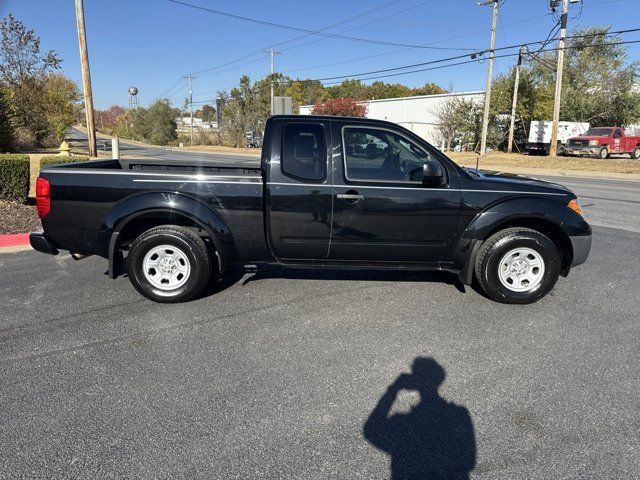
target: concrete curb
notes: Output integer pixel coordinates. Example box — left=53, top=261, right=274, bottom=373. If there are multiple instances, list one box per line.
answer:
left=0, top=233, right=31, bottom=254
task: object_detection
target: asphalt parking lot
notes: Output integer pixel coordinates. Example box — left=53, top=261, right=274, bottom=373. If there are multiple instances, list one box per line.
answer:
left=1, top=176, right=639, bottom=478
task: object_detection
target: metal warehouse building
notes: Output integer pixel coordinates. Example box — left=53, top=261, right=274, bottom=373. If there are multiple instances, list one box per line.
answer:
left=299, top=90, right=485, bottom=147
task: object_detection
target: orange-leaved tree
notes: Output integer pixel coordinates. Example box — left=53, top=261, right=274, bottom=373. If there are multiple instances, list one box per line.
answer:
left=311, top=98, right=367, bottom=117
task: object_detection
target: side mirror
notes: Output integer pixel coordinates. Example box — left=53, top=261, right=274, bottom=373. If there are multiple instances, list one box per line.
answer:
left=422, top=161, right=444, bottom=185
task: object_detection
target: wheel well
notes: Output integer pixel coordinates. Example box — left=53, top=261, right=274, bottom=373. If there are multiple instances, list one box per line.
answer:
left=117, top=212, right=210, bottom=249
left=485, top=218, right=573, bottom=273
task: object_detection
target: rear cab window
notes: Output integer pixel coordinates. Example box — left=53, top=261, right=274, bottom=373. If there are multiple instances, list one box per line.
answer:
left=282, top=123, right=326, bottom=181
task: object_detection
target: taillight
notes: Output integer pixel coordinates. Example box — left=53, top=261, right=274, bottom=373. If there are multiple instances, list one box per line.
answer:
left=35, top=177, right=51, bottom=219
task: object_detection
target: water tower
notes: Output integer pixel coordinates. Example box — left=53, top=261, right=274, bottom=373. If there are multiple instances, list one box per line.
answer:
left=128, top=86, right=139, bottom=109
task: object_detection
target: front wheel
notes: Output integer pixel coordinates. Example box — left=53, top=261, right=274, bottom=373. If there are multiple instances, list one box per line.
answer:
left=631, top=146, right=640, bottom=159
left=474, top=228, right=561, bottom=304
left=598, top=146, right=609, bottom=159
left=126, top=225, right=212, bottom=303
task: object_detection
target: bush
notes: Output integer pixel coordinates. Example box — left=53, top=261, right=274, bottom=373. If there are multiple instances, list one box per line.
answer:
left=40, top=155, right=89, bottom=167
left=0, top=154, right=30, bottom=202
left=311, top=98, right=367, bottom=117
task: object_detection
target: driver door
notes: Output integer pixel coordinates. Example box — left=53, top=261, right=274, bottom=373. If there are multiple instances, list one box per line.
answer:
left=329, top=125, right=461, bottom=263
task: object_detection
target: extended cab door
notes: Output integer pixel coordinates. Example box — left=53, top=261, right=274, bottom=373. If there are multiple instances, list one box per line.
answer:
left=612, top=128, right=624, bottom=153
left=264, top=118, right=333, bottom=261
left=328, top=122, right=461, bottom=263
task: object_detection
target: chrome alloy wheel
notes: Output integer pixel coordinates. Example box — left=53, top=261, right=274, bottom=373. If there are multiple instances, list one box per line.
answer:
left=498, top=247, right=545, bottom=292
left=142, top=244, right=191, bottom=291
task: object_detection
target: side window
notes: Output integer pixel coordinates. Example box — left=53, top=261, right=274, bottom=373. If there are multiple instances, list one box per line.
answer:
left=614, top=129, right=623, bottom=139
left=343, top=127, right=431, bottom=182
left=282, top=123, right=326, bottom=181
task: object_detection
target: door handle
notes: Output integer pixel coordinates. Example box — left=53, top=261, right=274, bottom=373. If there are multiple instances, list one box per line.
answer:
left=337, top=193, right=364, bottom=201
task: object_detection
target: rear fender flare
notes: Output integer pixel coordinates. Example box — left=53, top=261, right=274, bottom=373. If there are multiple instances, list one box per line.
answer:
left=101, top=192, right=236, bottom=277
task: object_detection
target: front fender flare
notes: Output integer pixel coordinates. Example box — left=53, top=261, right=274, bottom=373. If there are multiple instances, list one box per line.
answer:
left=454, top=196, right=589, bottom=284
left=100, top=192, right=237, bottom=277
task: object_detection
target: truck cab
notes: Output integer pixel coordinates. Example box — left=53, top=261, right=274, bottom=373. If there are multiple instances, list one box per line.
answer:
left=263, top=117, right=459, bottom=264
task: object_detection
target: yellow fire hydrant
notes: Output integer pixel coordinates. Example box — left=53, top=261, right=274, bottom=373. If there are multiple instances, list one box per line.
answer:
left=59, top=141, right=71, bottom=156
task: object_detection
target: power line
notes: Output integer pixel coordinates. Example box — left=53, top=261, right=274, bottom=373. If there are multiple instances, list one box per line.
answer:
left=193, top=35, right=640, bottom=95
left=168, top=0, right=477, bottom=52
left=186, top=0, right=406, bottom=77
left=275, top=0, right=438, bottom=55
left=161, top=2, right=557, bottom=86
left=280, top=10, right=559, bottom=76
left=312, top=27, right=640, bottom=82
left=319, top=38, right=640, bottom=85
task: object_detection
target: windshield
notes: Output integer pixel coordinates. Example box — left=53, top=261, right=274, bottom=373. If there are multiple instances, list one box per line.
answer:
left=582, top=128, right=612, bottom=137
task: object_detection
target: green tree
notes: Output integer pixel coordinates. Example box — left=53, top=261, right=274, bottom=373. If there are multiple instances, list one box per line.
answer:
left=366, top=81, right=412, bottom=99
left=285, top=79, right=327, bottom=111
left=0, top=14, right=81, bottom=146
left=490, top=25, right=640, bottom=149
left=42, top=74, right=81, bottom=143
left=411, top=82, right=447, bottom=96
left=561, top=26, right=640, bottom=125
left=326, top=79, right=369, bottom=101
left=0, top=14, right=60, bottom=85
left=222, top=75, right=262, bottom=147
left=436, top=97, right=484, bottom=151
left=200, top=104, right=216, bottom=122
left=130, top=100, right=178, bottom=145
left=0, top=88, right=12, bottom=150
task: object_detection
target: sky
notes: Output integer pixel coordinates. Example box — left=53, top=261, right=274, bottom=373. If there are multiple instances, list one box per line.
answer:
left=2, top=0, right=638, bottom=109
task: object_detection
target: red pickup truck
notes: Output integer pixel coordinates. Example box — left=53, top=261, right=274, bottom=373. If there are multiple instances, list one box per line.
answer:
left=563, top=127, right=640, bottom=159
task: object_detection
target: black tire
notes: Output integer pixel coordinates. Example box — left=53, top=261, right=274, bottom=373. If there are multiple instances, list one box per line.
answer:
left=631, top=147, right=640, bottom=160
left=474, top=227, right=561, bottom=304
left=126, top=225, right=212, bottom=303
left=598, top=146, right=609, bottom=159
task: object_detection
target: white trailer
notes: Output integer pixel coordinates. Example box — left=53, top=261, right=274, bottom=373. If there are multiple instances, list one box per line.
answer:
left=527, top=121, right=590, bottom=155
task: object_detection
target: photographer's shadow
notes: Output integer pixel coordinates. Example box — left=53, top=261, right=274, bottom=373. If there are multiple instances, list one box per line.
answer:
left=363, top=358, right=476, bottom=479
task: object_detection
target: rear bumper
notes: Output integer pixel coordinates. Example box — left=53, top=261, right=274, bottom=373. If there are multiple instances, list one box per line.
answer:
left=570, top=234, right=591, bottom=267
left=29, top=231, right=59, bottom=255
left=526, top=143, right=549, bottom=152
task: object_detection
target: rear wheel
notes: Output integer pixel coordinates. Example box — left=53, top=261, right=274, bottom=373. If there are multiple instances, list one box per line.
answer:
left=474, top=227, right=561, bottom=304
left=126, top=225, right=212, bottom=303
left=598, top=146, right=609, bottom=159
left=631, top=146, right=640, bottom=159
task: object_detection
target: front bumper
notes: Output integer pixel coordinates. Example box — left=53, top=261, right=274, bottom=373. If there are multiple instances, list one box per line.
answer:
left=564, top=145, right=600, bottom=155
left=29, top=231, right=59, bottom=255
left=570, top=234, right=592, bottom=267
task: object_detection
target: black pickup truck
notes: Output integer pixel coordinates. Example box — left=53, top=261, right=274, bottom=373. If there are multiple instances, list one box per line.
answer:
left=30, top=115, right=591, bottom=304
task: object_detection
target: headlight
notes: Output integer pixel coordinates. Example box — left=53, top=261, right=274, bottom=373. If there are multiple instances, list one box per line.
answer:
left=568, top=199, right=584, bottom=216
left=588, top=140, right=599, bottom=146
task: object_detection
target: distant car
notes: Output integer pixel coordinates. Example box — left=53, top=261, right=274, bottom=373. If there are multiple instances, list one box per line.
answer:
left=245, top=130, right=263, bottom=148
left=565, top=127, right=640, bottom=159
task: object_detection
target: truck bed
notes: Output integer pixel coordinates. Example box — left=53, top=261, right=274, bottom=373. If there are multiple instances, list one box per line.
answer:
left=48, top=157, right=262, bottom=177
left=39, top=157, right=267, bottom=262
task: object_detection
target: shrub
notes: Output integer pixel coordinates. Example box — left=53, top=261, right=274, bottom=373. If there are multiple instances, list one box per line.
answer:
left=0, top=153, right=30, bottom=202
left=311, top=98, right=367, bottom=117
left=40, top=155, right=89, bottom=167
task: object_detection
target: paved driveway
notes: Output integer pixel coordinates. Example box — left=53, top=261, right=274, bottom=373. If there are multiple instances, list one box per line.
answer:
left=1, top=175, right=639, bottom=478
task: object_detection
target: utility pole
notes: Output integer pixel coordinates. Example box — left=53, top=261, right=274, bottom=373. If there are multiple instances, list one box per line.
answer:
left=549, top=0, right=569, bottom=158
left=479, top=0, right=499, bottom=156
left=265, top=48, right=281, bottom=115
left=74, top=0, right=97, bottom=157
left=508, top=45, right=527, bottom=153
left=184, top=74, right=194, bottom=146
